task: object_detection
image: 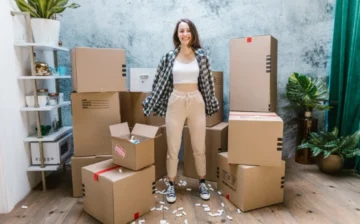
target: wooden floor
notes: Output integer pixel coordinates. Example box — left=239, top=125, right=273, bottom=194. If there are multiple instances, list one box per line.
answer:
left=1, top=159, right=360, bottom=224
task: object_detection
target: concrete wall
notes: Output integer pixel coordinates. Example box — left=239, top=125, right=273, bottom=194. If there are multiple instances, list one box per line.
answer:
left=58, top=0, right=335, bottom=158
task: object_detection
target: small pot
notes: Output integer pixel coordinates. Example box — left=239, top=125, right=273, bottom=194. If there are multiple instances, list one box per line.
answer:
left=316, top=154, right=343, bottom=174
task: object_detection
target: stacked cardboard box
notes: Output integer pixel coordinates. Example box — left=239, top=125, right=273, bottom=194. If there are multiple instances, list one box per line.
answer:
left=217, top=35, right=286, bottom=212
left=82, top=159, right=155, bottom=224
left=70, top=47, right=127, bottom=197
left=81, top=122, right=158, bottom=224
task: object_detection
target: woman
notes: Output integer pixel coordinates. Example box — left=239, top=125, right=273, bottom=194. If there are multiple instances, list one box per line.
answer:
left=142, top=18, right=219, bottom=204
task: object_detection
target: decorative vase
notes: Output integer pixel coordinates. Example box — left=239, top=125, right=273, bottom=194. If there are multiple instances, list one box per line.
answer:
left=317, top=154, right=343, bottom=174
left=30, top=18, right=60, bottom=45
left=295, top=111, right=318, bottom=164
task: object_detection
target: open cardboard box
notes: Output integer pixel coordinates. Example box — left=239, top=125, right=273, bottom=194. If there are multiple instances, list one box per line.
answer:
left=109, top=122, right=160, bottom=171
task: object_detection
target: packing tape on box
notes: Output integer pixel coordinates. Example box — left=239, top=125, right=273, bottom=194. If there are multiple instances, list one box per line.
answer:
left=93, top=165, right=121, bottom=181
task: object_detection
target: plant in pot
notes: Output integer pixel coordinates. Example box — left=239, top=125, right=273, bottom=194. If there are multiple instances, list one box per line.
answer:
left=14, top=0, right=80, bottom=46
left=297, top=127, right=360, bottom=174
left=285, top=72, right=331, bottom=164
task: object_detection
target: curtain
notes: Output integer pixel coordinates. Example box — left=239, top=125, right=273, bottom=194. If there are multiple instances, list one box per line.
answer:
left=327, top=0, right=360, bottom=173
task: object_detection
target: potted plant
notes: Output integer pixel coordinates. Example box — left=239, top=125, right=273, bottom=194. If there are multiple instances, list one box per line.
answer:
left=14, top=0, right=80, bottom=45
left=285, top=72, right=331, bottom=164
left=297, top=127, right=360, bottom=174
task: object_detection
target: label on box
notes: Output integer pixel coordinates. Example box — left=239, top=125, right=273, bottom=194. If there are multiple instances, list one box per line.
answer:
left=221, top=170, right=237, bottom=191
left=115, top=144, right=126, bottom=158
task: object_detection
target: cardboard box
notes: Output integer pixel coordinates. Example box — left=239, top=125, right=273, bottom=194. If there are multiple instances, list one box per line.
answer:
left=71, top=155, right=111, bottom=197
left=217, top=152, right=285, bottom=212
left=230, top=35, right=277, bottom=112
left=109, top=122, right=159, bottom=170
left=155, top=125, right=167, bottom=180
left=71, top=47, right=127, bottom=93
left=129, top=68, right=156, bottom=92
left=228, top=112, right=283, bottom=166
left=119, top=92, right=165, bottom=127
left=82, top=159, right=155, bottom=224
left=183, top=122, right=228, bottom=181
left=72, top=92, right=121, bottom=156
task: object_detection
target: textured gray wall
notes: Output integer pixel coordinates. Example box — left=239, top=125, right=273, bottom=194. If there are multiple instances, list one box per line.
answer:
left=58, top=0, right=335, bottom=158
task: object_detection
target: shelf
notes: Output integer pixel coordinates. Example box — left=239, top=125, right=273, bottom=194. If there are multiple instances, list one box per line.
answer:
left=18, top=75, right=71, bottom=80
left=27, top=165, right=60, bottom=172
left=14, top=42, right=69, bottom=51
left=24, top=126, right=72, bottom=142
left=21, top=101, right=71, bottom=111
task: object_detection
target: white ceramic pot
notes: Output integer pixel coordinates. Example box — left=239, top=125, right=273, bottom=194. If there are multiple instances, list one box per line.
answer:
left=30, top=18, right=60, bottom=45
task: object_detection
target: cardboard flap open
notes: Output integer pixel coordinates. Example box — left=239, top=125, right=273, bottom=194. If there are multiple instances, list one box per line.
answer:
left=132, top=123, right=159, bottom=139
left=109, top=122, right=130, bottom=137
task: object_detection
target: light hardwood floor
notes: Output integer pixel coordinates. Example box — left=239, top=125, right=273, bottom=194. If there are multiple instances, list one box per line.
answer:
left=1, top=159, right=360, bottom=224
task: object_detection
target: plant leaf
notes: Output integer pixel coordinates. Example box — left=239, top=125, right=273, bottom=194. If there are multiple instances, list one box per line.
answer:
left=285, top=72, right=330, bottom=111
left=15, top=0, right=40, bottom=18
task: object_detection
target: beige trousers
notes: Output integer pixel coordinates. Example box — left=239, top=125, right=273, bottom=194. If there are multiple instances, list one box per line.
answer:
left=165, top=89, right=206, bottom=179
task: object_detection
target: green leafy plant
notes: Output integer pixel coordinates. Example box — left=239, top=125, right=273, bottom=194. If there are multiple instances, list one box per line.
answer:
left=297, top=127, right=360, bottom=161
left=15, top=0, right=80, bottom=19
left=286, top=72, right=331, bottom=113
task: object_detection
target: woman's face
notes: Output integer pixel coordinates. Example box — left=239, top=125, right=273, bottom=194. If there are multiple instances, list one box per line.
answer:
left=177, top=22, right=192, bottom=46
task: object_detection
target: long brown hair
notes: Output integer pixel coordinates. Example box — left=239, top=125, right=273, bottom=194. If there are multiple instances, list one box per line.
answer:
left=173, top=19, right=202, bottom=49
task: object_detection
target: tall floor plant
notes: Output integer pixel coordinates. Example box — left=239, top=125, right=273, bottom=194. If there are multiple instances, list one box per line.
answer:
left=285, top=72, right=331, bottom=164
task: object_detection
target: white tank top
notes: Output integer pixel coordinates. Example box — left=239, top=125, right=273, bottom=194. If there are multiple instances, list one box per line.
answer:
left=172, top=58, right=199, bottom=84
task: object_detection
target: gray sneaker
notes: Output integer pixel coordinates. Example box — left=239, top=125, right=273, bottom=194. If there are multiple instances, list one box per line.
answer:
left=166, top=183, right=176, bottom=203
left=199, top=182, right=210, bottom=200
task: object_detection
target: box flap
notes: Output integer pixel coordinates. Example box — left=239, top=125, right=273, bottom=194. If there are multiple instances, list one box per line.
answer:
left=132, top=123, right=159, bottom=138
left=229, top=112, right=282, bottom=122
left=109, top=123, right=130, bottom=137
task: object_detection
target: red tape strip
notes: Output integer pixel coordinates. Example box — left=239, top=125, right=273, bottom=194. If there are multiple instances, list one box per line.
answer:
left=247, top=37, right=252, bottom=43
left=226, top=194, right=230, bottom=200
left=93, top=165, right=120, bottom=181
left=134, top=212, right=139, bottom=219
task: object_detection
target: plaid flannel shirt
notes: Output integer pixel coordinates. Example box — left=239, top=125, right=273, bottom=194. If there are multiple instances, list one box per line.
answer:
left=142, top=47, right=219, bottom=117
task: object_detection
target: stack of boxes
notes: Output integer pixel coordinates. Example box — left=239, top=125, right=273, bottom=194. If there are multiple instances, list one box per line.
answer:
left=183, top=71, right=229, bottom=182
left=68, top=47, right=166, bottom=223
left=81, top=122, right=158, bottom=224
left=217, top=35, right=286, bottom=212
left=70, top=47, right=127, bottom=197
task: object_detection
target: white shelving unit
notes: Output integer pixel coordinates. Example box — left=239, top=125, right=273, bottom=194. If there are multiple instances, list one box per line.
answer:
left=11, top=11, right=73, bottom=191
left=24, top=126, right=73, bottom=142
left=21, top=101, right=71, bottom=111
left=18, top=75, right=71, bottom=80
left=14, top=42, right=69, bottom=51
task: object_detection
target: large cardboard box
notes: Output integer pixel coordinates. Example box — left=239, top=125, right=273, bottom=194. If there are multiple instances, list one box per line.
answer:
left=155, top=125, right=167, bottom=180
left=183, top=122, right=228, bottom=181
left=109, top=122, right=159, bottom=171
left=71, top=47, right=127, bottom=93
left=217, top=152, right=285, bottom=212
left=119, top=92, right=165, bottom=127
left=82, top=159, right=155, bottom=224
left=72, top=92, right=121, bottom=156
left=129, top=68, right=156, bottom=92
left=228, top=112, right=283, bottom=166
left=230, top=35, right=277, bottom=112
left=71, top=155, right=111, bottom=197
